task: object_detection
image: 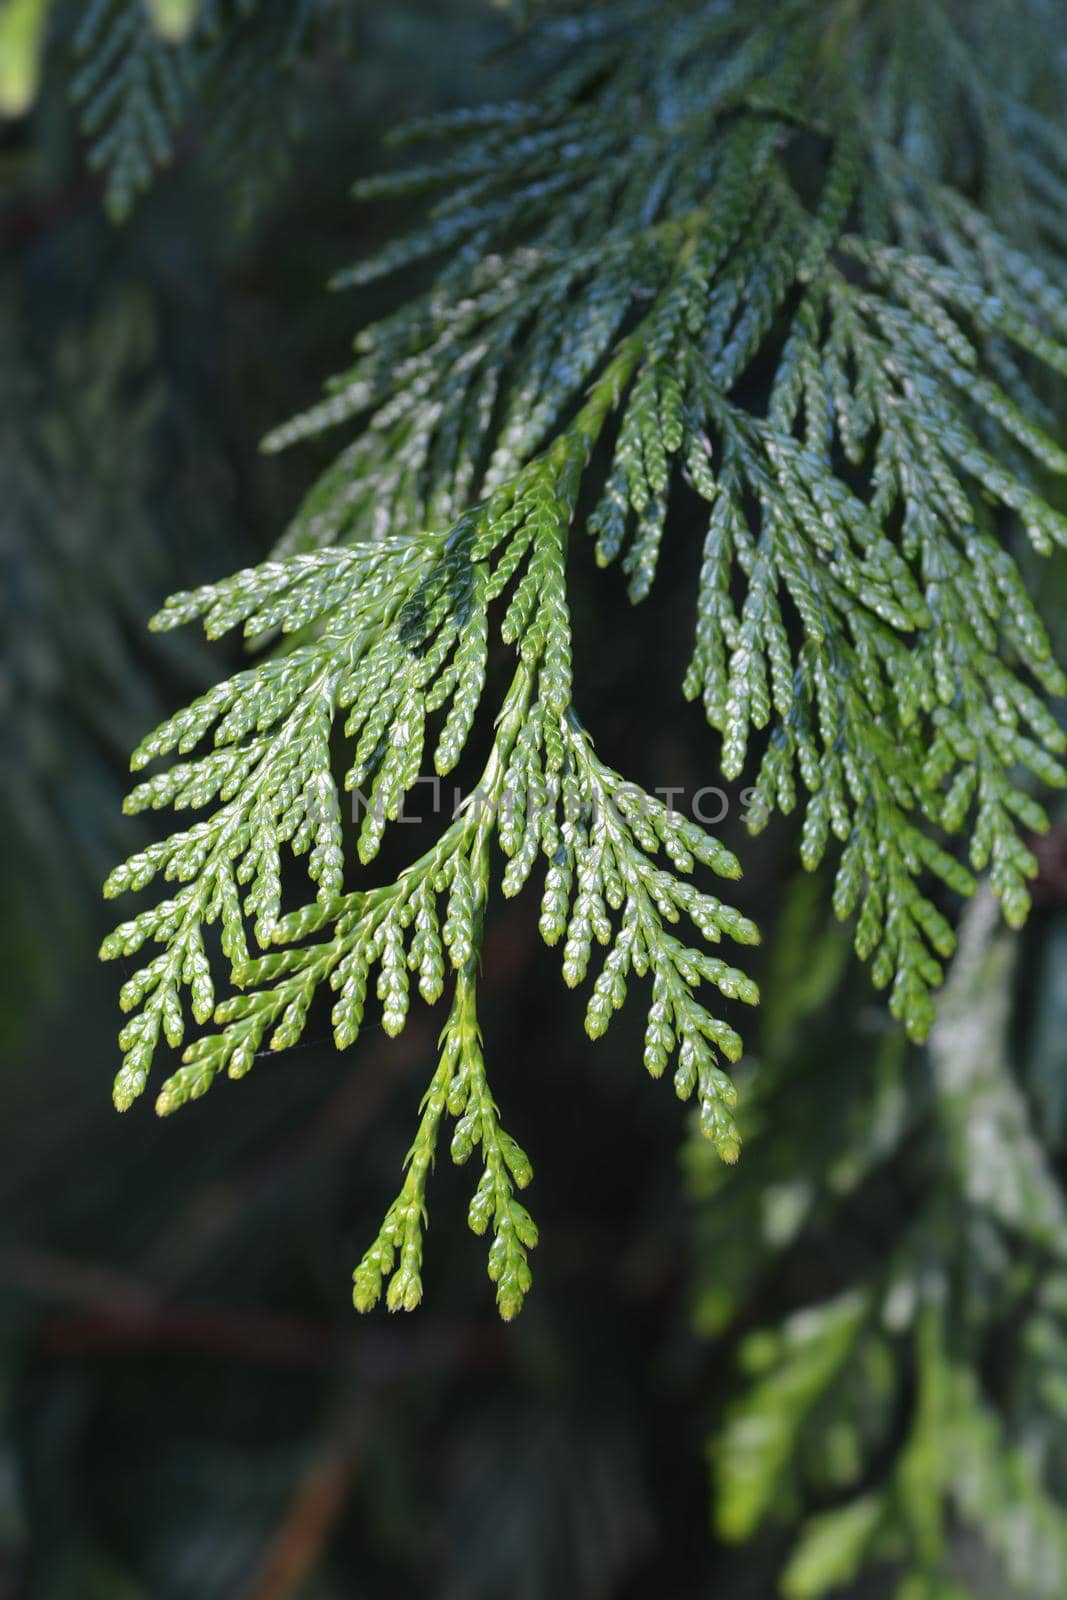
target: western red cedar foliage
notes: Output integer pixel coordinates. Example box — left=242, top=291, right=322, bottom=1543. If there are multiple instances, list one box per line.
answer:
left=87, top=0, right=1067, bottom=1327
left=11, top=4, right=1067, bottom=1589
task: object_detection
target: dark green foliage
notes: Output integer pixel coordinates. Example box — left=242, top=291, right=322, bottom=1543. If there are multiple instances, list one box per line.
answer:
left=67, top=0, right=352, bottom=220
left=0, top=289, right=219, bottom=992
left=71, top=0, right=200, bottom=218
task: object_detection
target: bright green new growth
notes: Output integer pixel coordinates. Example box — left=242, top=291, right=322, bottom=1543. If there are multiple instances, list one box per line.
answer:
left=103, top=0, right=1067, bottom=1314
left=102, top=424, right=759, bottom=1317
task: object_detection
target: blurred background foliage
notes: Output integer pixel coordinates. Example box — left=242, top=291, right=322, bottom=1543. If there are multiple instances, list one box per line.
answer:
left=4, top=3, right=1067, bottom=1597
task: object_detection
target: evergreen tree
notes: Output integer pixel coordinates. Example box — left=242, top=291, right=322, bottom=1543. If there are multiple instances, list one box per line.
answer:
left=5, top=2, right=1067, bottom=1595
